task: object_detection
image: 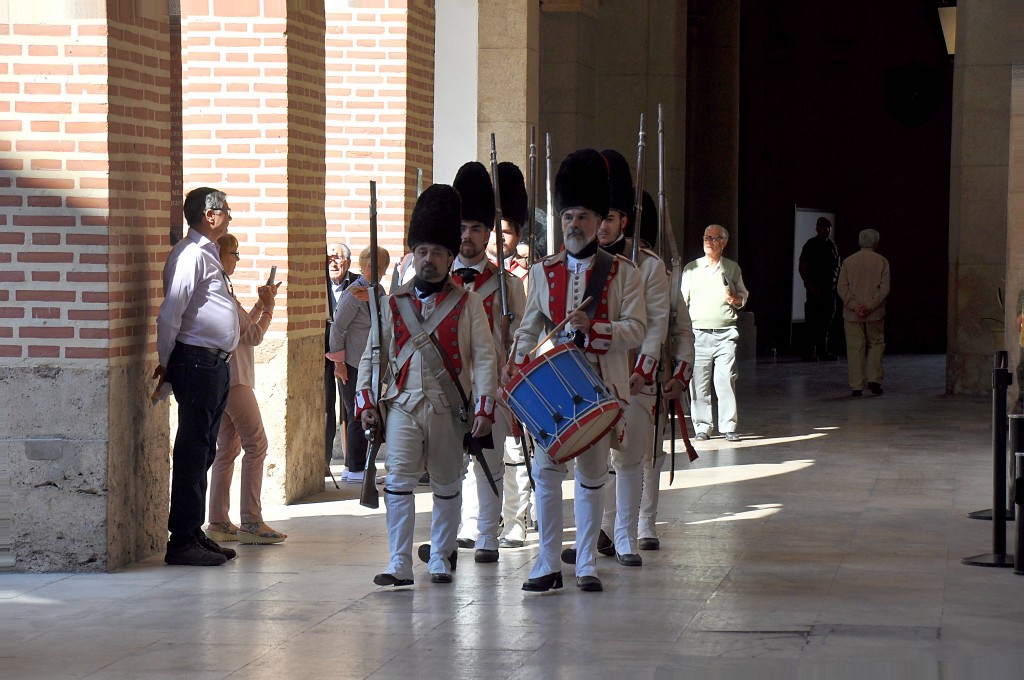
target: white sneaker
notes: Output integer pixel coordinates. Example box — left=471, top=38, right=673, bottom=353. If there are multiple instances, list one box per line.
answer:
left=341, top=468, right=350, bottom=482
left=346, top=470, right=364, bottom=484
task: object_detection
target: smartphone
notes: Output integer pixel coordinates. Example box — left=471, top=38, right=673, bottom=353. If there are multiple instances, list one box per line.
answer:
left=267, top=265, right=277, bottom=286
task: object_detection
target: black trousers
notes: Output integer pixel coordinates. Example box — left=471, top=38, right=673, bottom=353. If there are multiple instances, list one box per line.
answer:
left=166, top=343, right=231, bottom=547
left=325, top=358, right=345, bottom=465
left=338, top=362, right=368, bottom=472
left=804, top=291, right=836, bottom=356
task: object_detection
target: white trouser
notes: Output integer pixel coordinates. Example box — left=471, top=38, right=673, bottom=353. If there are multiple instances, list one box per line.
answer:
left=500, top=430, right=532, bottom=543
left=691, top=327, right=739, bottom=435
left=530, top=435, right=609, bottom=579
left=639, top=453, right=665, bottom=539
left=459, top=409, right=508, bottom=550
left=607, top=391, right=658, bottom=555
left=383, top=397, right=464, bottom=576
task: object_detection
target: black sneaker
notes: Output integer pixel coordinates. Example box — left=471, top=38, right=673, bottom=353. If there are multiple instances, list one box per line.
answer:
left=196, top=531, right=236, bottom=560
left=165, top=538, right=227, bottom=566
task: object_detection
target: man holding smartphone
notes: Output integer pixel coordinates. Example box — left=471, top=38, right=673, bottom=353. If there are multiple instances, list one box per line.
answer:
left=153, top=187, right=240, bottom=566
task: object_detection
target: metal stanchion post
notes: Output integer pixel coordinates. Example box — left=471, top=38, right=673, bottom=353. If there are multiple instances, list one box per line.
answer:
left=1016, top=452, right=1024, bottom=575
left=963, top=351, right=1015, bottom=567
left=1010, top=414, right=1024, bottom=522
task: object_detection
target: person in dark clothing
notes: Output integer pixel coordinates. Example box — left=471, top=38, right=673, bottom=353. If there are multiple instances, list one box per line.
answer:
left=799, top=217, right=841, bottom=360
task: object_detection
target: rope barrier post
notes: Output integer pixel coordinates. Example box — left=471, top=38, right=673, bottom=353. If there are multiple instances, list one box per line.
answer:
left=963, top=351, right=1014, bottom=567
left=1009, top=414, right=1024, bottom=522
left=1016, top=452, right=1024, bottom=575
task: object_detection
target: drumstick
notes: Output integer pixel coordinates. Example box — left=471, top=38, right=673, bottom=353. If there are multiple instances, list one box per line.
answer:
left=530, top=296, right=593, bottom=354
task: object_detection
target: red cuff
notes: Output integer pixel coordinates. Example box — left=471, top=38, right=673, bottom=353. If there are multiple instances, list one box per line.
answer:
left=672, top=360, right=692, bottom=386
left=354, top=389, right=375, bottom=420
left=475, top=395, right=496, bottom=422
left=513, top=352, right=530, bottom=370
left=584, top=321, right=612, bottom=355
left=632, top=353, right=657, bottom=383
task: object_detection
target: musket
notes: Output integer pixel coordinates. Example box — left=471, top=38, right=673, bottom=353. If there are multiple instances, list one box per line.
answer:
left=489, top=133, right=513, bottom=358
left=631, top=113, right=646, bottom=265
left=655, top=102, right=698, bottom=479
left=545, top=132, right=554, bottom=256
left=360, top=180, right=384, bottom=509
left=527, top=126, right=537, bottom=264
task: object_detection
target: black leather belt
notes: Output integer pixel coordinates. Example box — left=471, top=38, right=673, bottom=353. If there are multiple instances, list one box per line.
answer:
left=176, top=341, right=231, bottom=362
left=698, top=328, right=732, bottom=334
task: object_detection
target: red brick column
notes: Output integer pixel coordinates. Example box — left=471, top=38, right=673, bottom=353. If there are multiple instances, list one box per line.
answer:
left=325, top=0, right=435, bottom=282
left=0, top=0, right=171, bottom=571
left=181, top=0, right=327, bottom=502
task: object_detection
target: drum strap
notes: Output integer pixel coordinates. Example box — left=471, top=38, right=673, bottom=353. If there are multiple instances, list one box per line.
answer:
left=393, top=291, right=470, bottom=425
left=582, top=249, right=614, bottom=321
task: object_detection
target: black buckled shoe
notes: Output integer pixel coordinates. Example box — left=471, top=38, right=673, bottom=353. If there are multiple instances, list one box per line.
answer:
left=417, top=543, right=457, bottom=571
left=430, top=572, right=453, bottom=584
left=576, top=575, right=603, bottom=592
left=616, top=552, right=643, bottom=567
left=522, top=572, right=563, bottom=592
left=474, top=548, right=499, bottom=563
left=597, top=530, right=615, bottom=557
left=373, top=573, right=413, bottom=587
left=456, top=537, right=475, bottom=549
left=638, top=537, right=660, bottom=551
left=499, top=537, right=524, bottom=548
left=560, top=547, right=576, bottom=565
left=196, top=531, right=236, bottom=560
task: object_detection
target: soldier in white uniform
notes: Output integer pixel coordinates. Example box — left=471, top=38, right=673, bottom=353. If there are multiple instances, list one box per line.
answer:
left=504, top=149, right=646, bottom=593
left=356, top=184, right=497, bottom=586
left=417, top=161, right=525, bottom=563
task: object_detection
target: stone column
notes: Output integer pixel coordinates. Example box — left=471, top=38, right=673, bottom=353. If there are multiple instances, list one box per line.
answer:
left=477, top=0, right=540, bottom=172
left=684, top=0, right=739, bottom=257
left=947, top=0, right=1011, bottom=395
left=1006, top=11, right=1024, bottom=403
left=181, top=0, right=326, bottom=504
left=0, top=0, right=171, bottom=571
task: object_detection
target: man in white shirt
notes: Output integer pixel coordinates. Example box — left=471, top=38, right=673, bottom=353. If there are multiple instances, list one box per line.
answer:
left=681, top=225, right=749, bottom=442
left=154, top=187, right=241, bottom=566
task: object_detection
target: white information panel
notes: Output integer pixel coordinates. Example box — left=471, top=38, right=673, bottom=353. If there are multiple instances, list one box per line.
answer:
left=791, top=206, right=836, bottom=322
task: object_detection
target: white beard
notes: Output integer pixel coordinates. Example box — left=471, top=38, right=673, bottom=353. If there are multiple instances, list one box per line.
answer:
left=563, top=232, right=590, bottom=254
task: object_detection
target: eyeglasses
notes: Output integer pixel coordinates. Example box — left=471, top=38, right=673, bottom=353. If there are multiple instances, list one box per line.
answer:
left=212, top=208, right=231, bottom=215
left=703, top=236, right=726, bottom=243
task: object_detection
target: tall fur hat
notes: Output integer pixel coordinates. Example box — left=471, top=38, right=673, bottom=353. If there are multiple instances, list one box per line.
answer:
left=407, top=184, right=461, bottom=255
left=601, top=149, right=634, bottom=224
left=452, top=161, right=495, bottom=227
left=554, top=148, right=610, bottom=218
left=625, top=189, right=658, bottom=249
left=497, top=161, right=528, bottom=233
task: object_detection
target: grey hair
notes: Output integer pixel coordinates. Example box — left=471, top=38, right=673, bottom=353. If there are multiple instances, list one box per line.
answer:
left=858, top=229, right=880, bottom=249
left=705, top=224, right=729, bottom=240
left=329, top=243, right=351, bottom=259
left=182, top=187, right=227, bottom=227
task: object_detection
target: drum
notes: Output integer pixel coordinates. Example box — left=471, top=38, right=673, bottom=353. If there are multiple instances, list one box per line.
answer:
left=501, top=343, right=622, bottom=463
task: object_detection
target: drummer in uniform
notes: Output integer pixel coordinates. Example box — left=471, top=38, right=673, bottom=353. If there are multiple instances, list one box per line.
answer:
left=590, top=150, right=695, bottom=563
left=503, top=149, right=646, bottom=593
left=494, top=161, right=534, bottom=549
left=356, top=184, right=498, bottom=586
left=420, top=161, right=525, bottom=563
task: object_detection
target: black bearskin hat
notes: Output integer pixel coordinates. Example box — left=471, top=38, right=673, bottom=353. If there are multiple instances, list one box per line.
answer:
left=452, top=161, right=495, bottom=227
left=554, top=148, right=610, bottom=218
left=625, top=189, right=658, bottom=249
left=497, top=162, right=528, bottom=233
left=601, top=149, right=634, bottom=224
left=408, top=184, right=462, bottom=255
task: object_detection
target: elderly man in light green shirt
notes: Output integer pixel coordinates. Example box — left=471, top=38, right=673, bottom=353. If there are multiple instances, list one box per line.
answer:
left=681, top=224, right=749, bottom=442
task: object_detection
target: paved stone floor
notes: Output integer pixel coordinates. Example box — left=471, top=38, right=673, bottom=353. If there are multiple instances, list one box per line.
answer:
left=5, top=354, right=1024, bottom=678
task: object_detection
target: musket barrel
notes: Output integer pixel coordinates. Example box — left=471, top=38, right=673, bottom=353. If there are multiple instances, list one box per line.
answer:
left=631, top=113, right=646, bottom=264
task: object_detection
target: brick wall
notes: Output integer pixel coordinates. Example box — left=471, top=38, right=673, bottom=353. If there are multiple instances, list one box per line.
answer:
left=0, top=18, right=112, bottom=364
left=325, top=0, right=435, bottom=285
